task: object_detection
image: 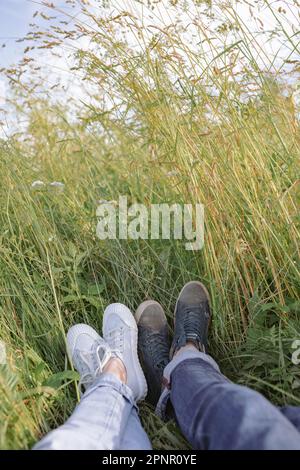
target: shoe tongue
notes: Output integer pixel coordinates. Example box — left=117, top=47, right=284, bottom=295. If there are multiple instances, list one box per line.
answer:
left=185, top=335, right=205, bottom=352
left=186, top=332, right=199, bottom=342
left=110, top=350, right=122, bottom=361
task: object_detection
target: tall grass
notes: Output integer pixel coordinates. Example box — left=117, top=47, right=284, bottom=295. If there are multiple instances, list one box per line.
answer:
left=0, top=0, right=299, bottom=449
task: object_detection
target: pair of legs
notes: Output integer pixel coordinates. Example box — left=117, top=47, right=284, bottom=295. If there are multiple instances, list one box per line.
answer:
left=35, top=282, right=300, bottom=450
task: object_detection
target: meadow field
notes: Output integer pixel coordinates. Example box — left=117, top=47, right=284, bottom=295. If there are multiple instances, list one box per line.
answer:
left=0, top=0, right=299, bottom=449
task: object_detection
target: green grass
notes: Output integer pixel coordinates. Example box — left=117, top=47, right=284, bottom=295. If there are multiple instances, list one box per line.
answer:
left=0, top=0, right=299, bottom=449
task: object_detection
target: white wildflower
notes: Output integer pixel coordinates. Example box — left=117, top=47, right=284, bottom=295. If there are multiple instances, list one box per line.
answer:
left=0, top=341, right=6, bottom=365
left=31, top=180, right=45, bottom=189
left=49, top=181, right=65, bottom=192
left=166, top=170, right=179, bottom=177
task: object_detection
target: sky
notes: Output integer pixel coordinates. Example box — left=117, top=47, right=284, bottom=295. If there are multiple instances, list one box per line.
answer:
left=0, top=0, right=76, bottom=104
left=0, top=1, right=299, bottom=127
left=0, top=1, right=37, bottom=106
left=0, top=1, right=33, bottom=102
left=1, top=1, right=299, bottom=67
left=0, top=0, right=36, bottom=67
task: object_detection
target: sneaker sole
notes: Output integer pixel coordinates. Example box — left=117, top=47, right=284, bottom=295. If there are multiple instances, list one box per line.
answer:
left=103, top=303, right=148, bottom=402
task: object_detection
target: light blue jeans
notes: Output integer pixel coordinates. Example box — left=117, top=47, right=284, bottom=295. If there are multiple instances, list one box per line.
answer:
left=34, top=373, right=152, bottom=450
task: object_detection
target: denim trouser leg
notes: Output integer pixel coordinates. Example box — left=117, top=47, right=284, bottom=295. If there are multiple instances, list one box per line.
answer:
left=120, top=408, right=152, bottom=450
left=156, top=350, right=300, bottom=450
left=34, top=373, right=151, bottom=450
left=280, top=406, right=300, bottom=432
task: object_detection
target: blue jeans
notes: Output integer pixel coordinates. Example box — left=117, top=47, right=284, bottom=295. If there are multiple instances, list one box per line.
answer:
left=157, top=350, right=300, bottom=449
left=35, top=351, right=300, bottom=450
left=34, top=373, right=151, bottom=450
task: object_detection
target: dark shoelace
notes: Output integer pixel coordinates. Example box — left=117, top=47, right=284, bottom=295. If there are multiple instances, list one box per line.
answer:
left=182, top=305, right=208, bottom=347
left=148, top=331, right=170, bottom=370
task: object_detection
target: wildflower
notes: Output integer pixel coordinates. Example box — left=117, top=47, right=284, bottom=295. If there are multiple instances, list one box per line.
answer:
left=166, top=170, right=179, bottom=177
left=0, top=341, right=6, bottom=365
left=50, top=181, right=65, bottom=191
left=31, top=180, right=45, bottom=189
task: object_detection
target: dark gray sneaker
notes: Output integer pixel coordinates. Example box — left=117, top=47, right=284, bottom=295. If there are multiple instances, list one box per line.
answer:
left=170, top=281, right=211, bottom=358
left=135, top=300, right=170, bottom=405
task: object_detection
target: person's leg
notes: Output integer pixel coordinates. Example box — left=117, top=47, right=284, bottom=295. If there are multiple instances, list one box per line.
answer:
left=280, top=406, right=300, bottom=432
left=35, top=305, right=150, bottom=450
left=164, top=349, right=300, bottom=449
left=119, top=408, right=152, bottom=450
left=34, top=372, right=138, bottom=450
left=154, top=281, right=300, bottom=450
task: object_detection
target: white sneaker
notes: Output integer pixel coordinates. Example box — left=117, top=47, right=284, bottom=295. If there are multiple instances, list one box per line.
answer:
left=67, top=324, right=112, bottom=392
left=103, top=303, right=148, bottom=402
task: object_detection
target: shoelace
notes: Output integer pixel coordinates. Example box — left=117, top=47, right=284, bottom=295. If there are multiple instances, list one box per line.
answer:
left=76, top=343, right=111, bottom=394
left=182, top=305, right=208, bottom=351
left=107, top=327, right=124, bottom=360
left=148, top=332, right=169, bottom=370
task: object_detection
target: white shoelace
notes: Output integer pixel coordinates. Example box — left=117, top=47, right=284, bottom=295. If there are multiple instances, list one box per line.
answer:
left=107, top=326, right=124, bottom=358
left=76, top=343, right=111, bottom=394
